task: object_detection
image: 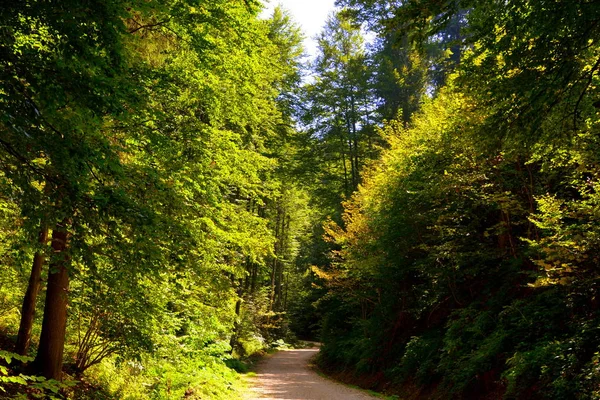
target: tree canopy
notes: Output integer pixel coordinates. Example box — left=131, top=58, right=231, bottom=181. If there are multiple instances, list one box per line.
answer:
left=2, top=0, right=600, bottom=399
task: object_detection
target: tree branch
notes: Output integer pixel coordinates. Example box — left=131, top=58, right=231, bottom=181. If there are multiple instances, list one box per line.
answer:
left=128, top=20, right=170, bottom=34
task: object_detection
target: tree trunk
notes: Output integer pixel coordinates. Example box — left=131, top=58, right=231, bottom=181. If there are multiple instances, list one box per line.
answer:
left=340, top=134, right=349, bottom=198
left=284, top=270, right=289, bottom=311
left=229, top=279, right=244, bottom=354
left=345, top=111, right=357, bottom=189
left=34, top=220, right=70, bottom=380
left=275, top=210, right=285, bottom=312
left=250, top=262, right=258, bottom=294
left=269, top=206, right=280, bottom=312
left=16, top=226, right=49, bottom=356
left=350, top=94, right=360, bottom=187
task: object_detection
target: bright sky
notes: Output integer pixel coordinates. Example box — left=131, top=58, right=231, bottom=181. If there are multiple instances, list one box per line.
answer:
left=260, top=0, right=337, bottom=58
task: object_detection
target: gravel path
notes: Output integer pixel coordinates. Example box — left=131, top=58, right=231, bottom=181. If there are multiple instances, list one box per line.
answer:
left=247, top=346, right=378, bottom=400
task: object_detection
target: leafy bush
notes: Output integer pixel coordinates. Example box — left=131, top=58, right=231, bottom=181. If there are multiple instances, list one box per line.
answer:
left=0, top=350, right=75, bottom=399
left=394, top=333, right=443, bottom=385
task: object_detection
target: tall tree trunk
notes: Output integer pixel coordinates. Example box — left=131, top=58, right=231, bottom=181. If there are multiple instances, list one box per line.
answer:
left=364, top=100, right=374, bottom=156
left=282, top=214, right=291, bottom=312
left=350, top=94, right=360, bottom=187
left=275, top=210, right=286, bottom=312
left=352, top=135, right=360, bottom=186
left=229, top=278, right=244, bottom=354
left=16, top=226, right=49, bottom=356
left=244, top=258, right=251, bottom=292
left=284, top=270, right=289, bottom=311
left=269, top=205, right=280, bottom=312
left=250, top=262, right=258, bottom=294
left=34, top=219, right=70, bottom=380
left=333, top=110, right=350, bottom=198
left=339, top=132, right=349, bottom=198
left=269, top=258, right=277, bottom=311
left=229, top=298, right=243, bottom=351
left=345, top=112, right=357, bottom=188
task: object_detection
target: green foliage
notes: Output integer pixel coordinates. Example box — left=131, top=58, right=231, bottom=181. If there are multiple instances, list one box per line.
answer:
left=314, top=2, right=600, bottom=398
left=81, top=349, right=247, bottom=400
left=395, top=333, right=443, bottom=386
left=4, top=0, right=600, bottom=399
left=0, top=350, right=76, bottom=399
left=300, top=10, right=382, bottom=204
left=0, top=0, right=313, bottom=397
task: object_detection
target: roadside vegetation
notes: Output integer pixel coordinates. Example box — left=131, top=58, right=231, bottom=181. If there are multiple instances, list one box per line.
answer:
left=2, top=1, right=600, bottom=399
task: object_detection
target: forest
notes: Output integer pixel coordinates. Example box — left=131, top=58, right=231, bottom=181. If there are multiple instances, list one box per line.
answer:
left=1, top=0, right=600, bottom=399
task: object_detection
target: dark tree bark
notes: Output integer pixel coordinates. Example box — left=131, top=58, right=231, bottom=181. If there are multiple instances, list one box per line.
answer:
left=350, top=93, right=360, bottom=187
left=229, top=278, right=244, bottom=353
left=16, top=226, right=49, bottom=356
left=270, top=205, right=281, bottom=312
left=274, top=205, right=289, bottom=312
left=340, top=135, right=350, bottom=197
left=34, top=220, right=70, bottom=380
left=250, top=262, right=258, bottom=294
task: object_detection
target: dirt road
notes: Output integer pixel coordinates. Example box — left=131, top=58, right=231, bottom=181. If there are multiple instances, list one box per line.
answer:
left=247, top=346, right=378, bottom=400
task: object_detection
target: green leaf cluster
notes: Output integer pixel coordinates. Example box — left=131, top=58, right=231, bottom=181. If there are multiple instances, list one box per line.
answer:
left=315, top=1, right=600, bottom=398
